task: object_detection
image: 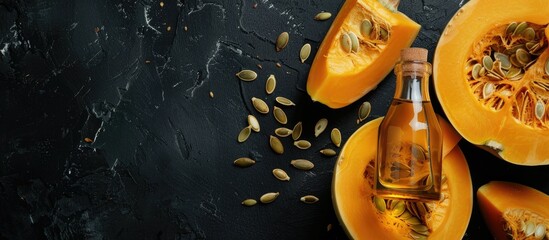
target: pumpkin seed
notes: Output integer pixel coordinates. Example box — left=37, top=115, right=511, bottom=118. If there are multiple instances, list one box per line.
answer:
left=241, top=199, right=257, bottom=206
left=545, top=58, right=549, bottom=75
left=482, top=56, right=493, bottom=70
left=411, top=224, right=429, bottom=234
left=506, top=67, right=522, bottom=79
left=276, top=32, right=289, bottom=52
left=409, top=230, right=428, bottom=240
left=275, top=127, right=293, bottom=137
left=236, top=70, right=257, bottom=81
left=300, top=195, right=319, bottom=204
left=300, top=43, right=311, bottom=63
left=535, top=100, right=545, bottom=120
left=234, top=157, right=256, bottom=167
left=415, top=202, right=428, bottom=219
left=266, top=74, right=276, bottom=94
left=510, top=54, right=522, bottom=67
left=238, top=126, right=252, bottom=143
left=320, top=148, right=337, bottom=157
left=314, top=118, right=328, bottom=137
left=294, top=140, right=311, bottom=149
left=479, top=66, right=487, bottom=77
left=260, top=192, right=280, bottom=203
left=314, top=12, right=332, bottom=21
left=399, top=211, right=413, bottom=220
left=513, top=22, right=528, bottom=36
left=273, top=106, right=288, bottom=124
left=522, top=27, right=536, bottom=41
left=404, top=216, right=421, bottom=225
left=252, top=97, right=269, bottom=114
left=272, top=168, right=290, bottom=181
left=516, top=48, right=531, bottom=65
left=292, top=121, right=302, bottom=140
left=269, top=135, right=284, bottom=154
left=494, top=52, right=511, bottom=70
left=391, top=201, right=406, bottom=217
left=380, top=27, right=389, bottom=40
left=340, top=33, right=352, bottom=53
left=291, top=159, right=314, bottom=170
left=248, top=115, right=260, bottom=132
left=331, top=128, right=342, bottom=147
left=373, top=196, right=386, bottom=212
left=472, top=63, right=482, bottom=79
left=275, top=96, right=296, bottom=106
left=358, top=101, right=371, bottom=122
left=483, top=82, right=495, bottom=99
left=525, top=221, right=536, bottom=237
left=505, top=22, right=517, bottom=36
left=348, top=31, right=359, bottom=53
left=534, top=224, right=546, bottom=239
left=361, top=19, right=372, bottom=38
left=209, top=91, right=214, bottom=98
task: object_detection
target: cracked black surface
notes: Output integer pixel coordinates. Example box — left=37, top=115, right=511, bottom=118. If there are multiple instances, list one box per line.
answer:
left=1, top=0, right=548, bottom=239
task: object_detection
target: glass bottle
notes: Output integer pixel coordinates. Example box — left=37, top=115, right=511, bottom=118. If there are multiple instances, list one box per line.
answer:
left=374, top=48, right=443, bottom=201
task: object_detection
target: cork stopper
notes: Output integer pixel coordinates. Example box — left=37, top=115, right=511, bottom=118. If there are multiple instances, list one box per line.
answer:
left=400, top=48, right=428, bottom=62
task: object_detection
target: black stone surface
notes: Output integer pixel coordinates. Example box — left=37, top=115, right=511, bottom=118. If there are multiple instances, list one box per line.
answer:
left=1, top=0, right=548, bottom=239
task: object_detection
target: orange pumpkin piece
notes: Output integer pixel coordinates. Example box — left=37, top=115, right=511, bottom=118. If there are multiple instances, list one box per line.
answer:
left=332, top=116, right=472, bottom=239
left=434, top=0, right=549, bottom=165
left=307, top=0, right=420, bottom=109
left=477, top=181, right=549, bottom=240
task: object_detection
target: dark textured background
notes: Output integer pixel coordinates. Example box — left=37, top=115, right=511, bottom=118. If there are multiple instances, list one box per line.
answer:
left=1, top=0, right=548, bottom=239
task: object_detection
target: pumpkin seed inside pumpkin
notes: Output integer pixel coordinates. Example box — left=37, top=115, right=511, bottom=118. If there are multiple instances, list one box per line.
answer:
left=294, top=140, right=311, bottom=149
left=276, top=32, right=289, bottom=52
left=331, top=128, right=342, bottom=147
left=516, top=49, right=531, bottom=65
left=513, top=22, right=528, bottom=36
left=340, top=33, right=352, bottom=53
left=482, top=56, right=494, bottom=70
left=348, top=31, right=359, bottom=53
left=272, top=168, right=290, bottom=181
left=535, top=100, right=545, bottom=120
left=292, top=121, right=302, bottom=140
left=252, top=97, right=269, bottom=114
left=361, top=19, right=373, bottom=38
left=522, top=27, right=536, bottom=41
left=275, top=96, right=296, bottom=106
left=300, top=195, right=319, bottom=204
left=494, top=52, right=511, bottom=70
left=483, top=82, right=495, bottom=99
left=266, top=74, right=276, bottom=94
left=291, top=159, right=314, bottom=170
left=260, top=192, right=280, bottom=203
left=275, top=127, right=293, bottom=137
left=314, top=12, right=332, bottom=21
left=273, top=106, right=288, bottom=124
left=238, top=126, right=252, bottom=143
left=314, top=118, right=328, bottom=137
left=472, top=63, right=482, bottom=79
left=544, top=58, right=549, bottom=75
left=373, top=196, right=386, bottom=212
left=300, top=43, right=311, bottom=63
left=269, top=135, right=284, bottom=154
left=247, top=115, right=260, bottom=132
left=236, top=70, right=257, bottom=81
left=505, top=22, right=517, bottom=36
left=233, top=157, right=256, bottom=167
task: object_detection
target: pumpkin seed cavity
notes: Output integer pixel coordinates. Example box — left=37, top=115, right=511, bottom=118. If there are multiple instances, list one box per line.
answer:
left=276, top=32, right=289, bottom=52
left=314, top=118, right=328, bottom=137
left=236, top=70, right=258, bottom=81
left=266, top=74, right=276, bottom=94
left=300, top=43, right=311, bottom=63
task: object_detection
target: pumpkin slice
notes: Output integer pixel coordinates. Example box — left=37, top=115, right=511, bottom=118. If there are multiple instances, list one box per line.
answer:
left=433, top=0, right=549, bottom=165
left=307, top=0, right=420, bottom=109
left=477, top=181, right=549, bottom=240
left=332, top=116, right=472, bottom=239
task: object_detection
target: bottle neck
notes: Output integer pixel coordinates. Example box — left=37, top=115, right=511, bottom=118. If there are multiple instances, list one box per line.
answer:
left=393, top=61, right=432, bottom=102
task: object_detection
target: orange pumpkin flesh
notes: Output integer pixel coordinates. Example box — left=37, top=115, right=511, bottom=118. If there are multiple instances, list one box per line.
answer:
left=332, top=117, right=472, bottom=239
left=307, top=0, right=420, bottom=109
left=477, top=181, right=549, bottom=240
left=434, top=0, right=549, bottom=165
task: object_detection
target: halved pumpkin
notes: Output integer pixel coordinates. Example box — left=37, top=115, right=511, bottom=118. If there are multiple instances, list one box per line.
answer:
left=477, top=181, right=549, bottom=240
left=332, top=116, right=472, bottom=239
left=307, top=0, right=420, bottom=109
left=434, top=0, right=549, bottom=165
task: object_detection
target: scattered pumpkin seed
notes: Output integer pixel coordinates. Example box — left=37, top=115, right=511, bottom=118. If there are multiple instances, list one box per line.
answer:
left=314, top=118, right=328, bottom=137
left=247, top=115, right=260, bottom=132
left=276, top=32, right=289, bottom=52
left=260, top=192, right=280, bottom=203
left=300, top=195, right=319, bottom=204
left=545, top=58, right=549, bottom=75
left=292, top=121, right=303, bottom=140
left=314, top=12, right=332, bottom=21
left=270, top=135, right=284, bottom=154
left=348, top=31, right=359, bottom=53
left=535, top=100, right=545, bottom=120
left=300, top=43, right=311, bottom=63
left=294, top=140, right=312, bottom=150
left=291, top=159, right=314, bottom=170
left=233, top=157, right=256, bottom=167
left=358, top=101, right=371, bottom=122
left=236, top=70, right=258, bottom=81
left=265, top=74, right=276, bottom=94
left=238, top=126, right=252, bottom=143
left=505, top=22, right=517, bottom=36
left=513, top=22, right=528, bottom=36
left=209, top=91, right=214, bottom=98
left=361, top=19, right=372, bottom=38
left=331, top=128, right=342, bottom=147
left=320, top=148, right=337, bottom=157
left=275, top=96, right=296, bottom=106
left=340, top=33, right=352, bottom=53
left=522, top=27, right=536, bottom=41
left=273, top=106, right=288, bottom=124
left=252, top=97, right=269, bottom=114
left=275, top=127, right=293, bottom=137
left=272, top=168, right=290, bottom=181
left=373, top=196, right=386, bottom=212
left=482, top=56, right=493, bottom=70
left=241, top=199, right=257, bottom=206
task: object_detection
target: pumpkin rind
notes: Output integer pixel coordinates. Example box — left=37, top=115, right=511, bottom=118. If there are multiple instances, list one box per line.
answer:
left=433, top=0, right=549, bottom=165
left=307, top=0, right=420, bottom=109
left=332, top=117, right=472, bottom=239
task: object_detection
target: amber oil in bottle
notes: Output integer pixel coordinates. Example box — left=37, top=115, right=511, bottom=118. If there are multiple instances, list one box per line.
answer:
left=374, top=48, right=443, bottom=201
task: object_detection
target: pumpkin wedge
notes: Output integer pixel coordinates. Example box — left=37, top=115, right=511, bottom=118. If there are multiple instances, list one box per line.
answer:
left=434, top=0, right=549, bottom=165
left=477, top=181, right=549, bottom=240
left=332, top=116, right=472, bottom=239
left=307, top=0, right=420, bottom=109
